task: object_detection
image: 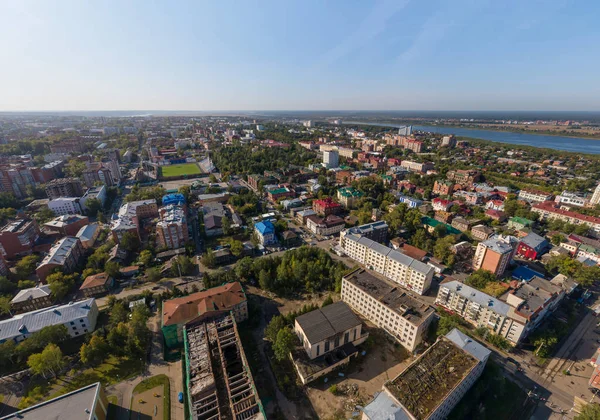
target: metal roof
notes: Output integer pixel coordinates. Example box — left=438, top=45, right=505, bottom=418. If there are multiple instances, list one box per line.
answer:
left=295, top=302, right=361, bottom=345
left=440, top=281, right=511, bottom=316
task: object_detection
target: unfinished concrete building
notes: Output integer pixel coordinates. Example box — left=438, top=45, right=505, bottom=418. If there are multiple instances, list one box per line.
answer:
left=184, top=312, right=265, bottom=420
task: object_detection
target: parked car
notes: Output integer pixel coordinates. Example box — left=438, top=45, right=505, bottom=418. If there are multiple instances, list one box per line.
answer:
left=178, top=392, right=184, bottom=403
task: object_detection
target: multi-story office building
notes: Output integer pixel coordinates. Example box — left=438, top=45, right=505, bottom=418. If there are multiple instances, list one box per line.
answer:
left=156, top=205, right=189, bottom=249
left=36, top=236, right=85, bottom=282
left=472, top=235, right=518, bottom=276
left=0, top=298, right=98, bottom=344
left=0, top=218, right=40, bottom=259
left=45, top=178, right=84, bottom=199
left=48, top=197, right=84, bottom=215
left=341, top=234, right=434, bottom=295
left=362, top=328, right=490, bottom=420
left=342, top=269, right=435, bottom=352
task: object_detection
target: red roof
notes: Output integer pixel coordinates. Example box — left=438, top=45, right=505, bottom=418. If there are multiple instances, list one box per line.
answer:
left=314, top=198, right=341, bottom=209
left=534, top=201, right=600, bottom=224
left=162, top=282, right=246, bottom=326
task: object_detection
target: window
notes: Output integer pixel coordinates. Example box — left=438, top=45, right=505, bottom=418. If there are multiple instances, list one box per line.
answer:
left=353, top=328, right=357, bottom=341
left=325, top=341, right=330, bottom=353
left=316, top=345, right=320, bottom=356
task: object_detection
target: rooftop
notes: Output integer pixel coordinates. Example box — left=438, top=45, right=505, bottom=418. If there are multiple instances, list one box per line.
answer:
left=80, top=273, right=111, bottom=290
left=296, top=302, right=361, bottom=345
left=384, top=334, right=479, bottom=420
left=534, top=201, right=600, bottom=225
left=39, top=237, right=81, bottom=266
left=344, top=269, right=434, bottom=326
left=0, top=299, right=96, bottom=342
left=0, top=382, right=102, bottom=420
left=11, top=285, right=51, bottom=304
left=162, top=282, right=246, bottom=326
left=440, top=280, right=512, bottom=316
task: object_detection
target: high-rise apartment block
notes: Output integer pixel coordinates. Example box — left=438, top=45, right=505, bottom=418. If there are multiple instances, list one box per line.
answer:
left=157, top=205, right=189, bottom=249
left=45, top=178, right=84, bottom=199
left=472, top=235, right=518, bottom=276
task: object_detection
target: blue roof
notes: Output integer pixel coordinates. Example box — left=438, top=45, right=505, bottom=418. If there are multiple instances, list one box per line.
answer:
left=255, top=220, right=275, bottom=235
left=512, top=265, right=545, bottom=282
left=162, top=193, right=186, bottom=206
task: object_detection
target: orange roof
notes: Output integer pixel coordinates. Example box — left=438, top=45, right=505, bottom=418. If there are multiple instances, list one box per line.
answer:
left=80, top=272, right=111, bottom=289
left=402, top=244, right=428, bottom=261
left=534, top=201, right=600, bottom=224
left=162, top=282, right=246, bottom=326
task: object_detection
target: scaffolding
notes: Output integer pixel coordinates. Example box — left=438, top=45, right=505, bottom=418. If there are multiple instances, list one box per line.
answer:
left=185, top=313, right=265, bottom=420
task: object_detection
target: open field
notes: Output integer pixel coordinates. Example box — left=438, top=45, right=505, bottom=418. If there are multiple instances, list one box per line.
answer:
left=161, top=163, right=201, bottom=178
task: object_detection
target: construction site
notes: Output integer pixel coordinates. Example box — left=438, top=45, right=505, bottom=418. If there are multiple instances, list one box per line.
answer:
left=183, top=312, right=265, bottom=420
left=384, top=337, right=478, bottom=420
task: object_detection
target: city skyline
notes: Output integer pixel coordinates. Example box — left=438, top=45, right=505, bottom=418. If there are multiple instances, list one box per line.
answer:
left=2, top=0, right=600, bottom=111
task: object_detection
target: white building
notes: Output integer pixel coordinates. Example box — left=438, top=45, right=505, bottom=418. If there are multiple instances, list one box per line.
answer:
left=342, top=269, right=435, bottom=352
left=518, top=189, right=553, bottom=203
left=342, top=234, right=434, bottom=295
left=591, top=183, right=600, bottom=205
left=362, top=328, right=490, bottom=420
left=322, top=149, right=339, bottom=169
left=0, top=298, right=98, bottom=344
left=303, top=120, right=313, bottom=128
left=80, top=185, right=107, bottom=212
left=48, top=197, right=83, bottom=216
left=555, top=190, right=588, bottom=207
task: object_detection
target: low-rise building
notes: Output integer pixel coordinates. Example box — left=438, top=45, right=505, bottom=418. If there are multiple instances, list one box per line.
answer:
left=0, top=218, right=40, bottom=258
left=254, top=220, right=276, bottom=245
left=518, top=189, right=553, bottom=203
left=0, top=298, right=98, bottom=344
left=306, top=214, right=345, bottom=236
left=312, top=197, right=342, bottom=216
left=48, top=197, right=84, bottom=216
left=433, top=179, right=455, bottom=196
left=80, top=185, right=107, bottom=211
left=292, top=302, right=369, bottom=384
left=10, top=285, right=53, bottom=314
left=516, top=232, right=549, bottom=260
left=508, top=216, right=535, bottom=231
left=397, top=195, right=423, bottom=208
left=75, top=223, right=101, bottom=249
left=342, top=269, right=435, bottom=351
left=532, top=201, right=600, bottom=237
left=471, top=224, right=494, bottom=241
left=44, top=214, right=89, bottom=236
left=161, top=282, right=248, bottom=349
left=447, top=169, right=482, bottom=187
left=79, top=272, right=114, bottom=297
left=361, top=328, right=490, bottom=420
left=36, top=236, right=84, bottom=282
left=337, top=187, right=364, bottom=209
left=266, top=186, right=294, bottom=203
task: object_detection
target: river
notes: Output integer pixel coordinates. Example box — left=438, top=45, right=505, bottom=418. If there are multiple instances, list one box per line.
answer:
left=342, top=121, right=600, bottom=154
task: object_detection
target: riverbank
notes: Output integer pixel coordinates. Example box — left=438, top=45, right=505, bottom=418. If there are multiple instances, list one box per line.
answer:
left=422, top=123, right=600, bottom=141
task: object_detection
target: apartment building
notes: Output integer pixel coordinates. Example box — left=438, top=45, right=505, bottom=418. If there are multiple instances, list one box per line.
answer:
left=362, top=328, right=490, bottom=420
left=80, top=185, right=107, bottom=210
left=36, top=236, right=85, bottom=282
left=532, top=201, right=600, bottom=236
left=342, top=233, right=434, bottom=295
left=312, top=197, right=342, bottom=216
left=111, top=199, right=158, bottom=242
left=45, top=178, right=84, bottom=200
left=433, top=179, right=455, bottom=196
left=156, top=205, right=189, bottom=249
left=518, top=189, right=554, bottom=203
left=400, top=160, right=434, bottom=173
left=44, top=214, right=89, bottom=236
left=436, top=281, right=527, bottom=344
left=446, top=169, right=482, bottom=187
left=591, top=182, right=600, bottom=205
left=292, top=302, right=368, bottom=384
left=555, top=191, right=588, bottom=207
left=0, top=218, right=40, bottom=259
left=340, top=221, right=388, bottom=246
left=342, top=269, right=435, bottom=352
left=472, top=235, right=518, bottom=276
left=0, top=298, right=98, bottom=344
left=10, top=285, right=53, bottom=314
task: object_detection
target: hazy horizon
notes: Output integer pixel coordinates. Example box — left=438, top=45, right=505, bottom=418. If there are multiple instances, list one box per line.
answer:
left=2, top=0, right=600, bottom=111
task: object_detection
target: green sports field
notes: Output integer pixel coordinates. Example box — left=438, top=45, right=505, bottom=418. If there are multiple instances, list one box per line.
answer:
left=161, top=163, right=202, bottom=177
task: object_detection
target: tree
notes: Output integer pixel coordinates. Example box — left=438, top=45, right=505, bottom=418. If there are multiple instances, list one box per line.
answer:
left=80, top=335, right=109, bottom=366
left=65, top=159, right=86, bottom=178
left=120, top=232, right=141, bottom=252
left=0, top=296, right=12, bottom=316
left=551, top=234, right=566, bottom=246
left=436, top=313, right=464, bottom=336
left=230, top=240, right=244, bottom=257
left=265, top=316, right=286, bottom=342
left=146, top=267, right=161, bottom=283
left=84, top=198, right=103, bottom=216
left=201, top=250, right=216, bottom=269
left=172, top=255, right=194, bottom=276
left=209, top=174, right=217, bottom=183
left=178, top=185, right=191, bottom=203
left=107, top=322, right=129, bottom=355
left=138, top=249, right=154, bottom=267
left=433, top=236, right=457, bottom=266
left=27, top=344, right=65, bottom=379
left=234, top=257, right=254, bottom=280
left=273, top=327, right=296, bottom=361
left=222, top=217, right=232, bottom=235
left=109, top=301, right=129, bottom=327
left=466, top=269, right=497, bottom=290
left=46, top=272, right=76, bottom=301
left=258, top=269, right=274, bottom=290
left=321, top=295, right=334, bottom=307
left=15, top=255, right=39, bottom=280
left=34, top=207, right=55, bottom=224
left=0, top=276, right=16, bottom=295
left=575, top=403, right=600, bottom=420
left=105, top=261, right=121, bottom=278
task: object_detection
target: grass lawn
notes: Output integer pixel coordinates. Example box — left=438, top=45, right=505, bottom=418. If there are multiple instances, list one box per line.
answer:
left=19, top=355, right=144, bottom=409
left=131, top=374, right=170, bottom=420
left=161, top=163, right=201, bottom=178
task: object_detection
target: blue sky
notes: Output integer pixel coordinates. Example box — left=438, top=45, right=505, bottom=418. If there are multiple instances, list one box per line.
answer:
left=1, top=0, right=599, bottom=111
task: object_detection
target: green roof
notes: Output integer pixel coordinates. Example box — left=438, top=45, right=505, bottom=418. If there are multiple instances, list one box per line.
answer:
left=268, top=187, right=290, bottom=195
left=338, top=187, right=364, bottom=198
left=422, top=216, right=461, bottom=235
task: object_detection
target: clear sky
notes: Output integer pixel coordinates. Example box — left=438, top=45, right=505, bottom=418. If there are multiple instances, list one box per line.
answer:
left=1, top=0, right=599, bottom=111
